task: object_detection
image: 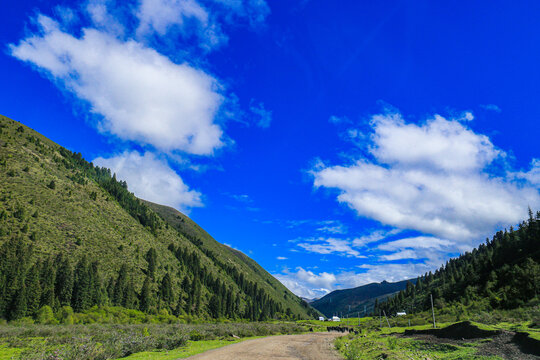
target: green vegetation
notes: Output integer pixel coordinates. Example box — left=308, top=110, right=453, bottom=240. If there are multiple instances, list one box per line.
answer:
left=0, top=322, right=305, bottom=360
left=377, top=213, right=540, bottom=316
left=335, top=333, right=495, bottom=360
left=331, top=310, right=540, bottom=360
left=0, top=115, right=313, bottom=322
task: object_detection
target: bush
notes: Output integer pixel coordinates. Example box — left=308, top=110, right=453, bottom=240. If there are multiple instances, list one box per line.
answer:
left=36, top=306, right=57, bottom=325
left=58, top=306, right=75, bottom=325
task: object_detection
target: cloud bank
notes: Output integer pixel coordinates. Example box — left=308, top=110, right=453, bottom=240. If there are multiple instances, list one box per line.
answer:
left=313, top=112, right=540, bottom=243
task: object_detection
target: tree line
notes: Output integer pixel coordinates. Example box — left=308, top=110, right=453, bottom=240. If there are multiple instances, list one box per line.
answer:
left=0, top=236, right=293, bottom=321
left=375, top=211, right=540, bottom=315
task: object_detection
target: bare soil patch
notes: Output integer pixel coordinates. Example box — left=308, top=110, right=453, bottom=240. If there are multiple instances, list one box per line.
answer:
left=185, top=332, right=344, bottom=360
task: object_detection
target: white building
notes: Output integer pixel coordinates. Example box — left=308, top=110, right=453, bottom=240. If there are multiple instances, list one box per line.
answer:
left=332, top=316, right=340, bottom=322
left=396, top=311, right=407, bottom=316
left=318, top=316, right=325, bottom=321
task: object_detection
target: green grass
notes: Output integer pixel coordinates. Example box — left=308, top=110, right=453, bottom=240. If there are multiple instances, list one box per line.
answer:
left=335, top=329, right=502, bottom=360
left=0, top=344, right=23, bottom=360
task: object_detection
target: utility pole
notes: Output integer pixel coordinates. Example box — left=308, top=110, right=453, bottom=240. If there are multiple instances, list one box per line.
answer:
left=430, top=293, right=436, bottom=328
left=382, top=310, right=391, bottom=328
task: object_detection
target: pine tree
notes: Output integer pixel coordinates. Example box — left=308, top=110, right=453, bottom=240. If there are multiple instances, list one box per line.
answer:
left=159, top=273, right=173, bottom=306
left=140, top=275, right=153, bottom=313
left=145, top=248, right=157, bottom=279
left=113, top=264, right=128, bottom=306
left=25, top=263, right=41, bottom=316
left=40, top=259, right=55, bottom=308
left=55, top=255, right=74, bottom=307
left=72, top=256, right=91, bottom=312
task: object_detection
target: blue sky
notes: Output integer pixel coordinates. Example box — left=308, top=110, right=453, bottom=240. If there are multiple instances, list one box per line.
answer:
left=2, top=0, right=540, bottom=298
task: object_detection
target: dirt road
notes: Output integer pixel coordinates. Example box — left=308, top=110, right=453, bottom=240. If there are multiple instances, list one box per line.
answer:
left=185, top=332, right=344, bottom=360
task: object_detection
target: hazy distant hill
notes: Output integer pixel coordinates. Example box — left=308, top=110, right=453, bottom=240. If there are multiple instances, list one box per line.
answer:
left=311, top=279, right=413, bottom=318
left=0, top=115, right=315, bottom=321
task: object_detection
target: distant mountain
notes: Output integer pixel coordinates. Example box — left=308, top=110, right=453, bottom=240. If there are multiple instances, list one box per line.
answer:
left=0, top=115, right=316, bottom=321
left=311, top=279, right=414, bottom=318
left=301, top=297, right=318, bottom=303
left=378, top=216, right=540, bottom=315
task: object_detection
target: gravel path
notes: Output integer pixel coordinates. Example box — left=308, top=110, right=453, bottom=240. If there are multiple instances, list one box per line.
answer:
left=184, top=332, right=344, bottom=360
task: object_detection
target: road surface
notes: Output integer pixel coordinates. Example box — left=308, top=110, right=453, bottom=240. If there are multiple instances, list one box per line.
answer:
left=185, top=332, right=344, bottom=360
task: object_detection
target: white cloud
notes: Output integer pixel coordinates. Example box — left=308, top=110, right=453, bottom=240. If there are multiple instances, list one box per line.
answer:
left=135, top=0, right=270, bottom=50
left=380, top=250, right=419, bottom=261
left=296, top=237, right=365, bottom=258
left=369, top=113, right=498, bottom=172
left=94, top=151, right=202, bottom=211
left=378, top=236, right=453, bottom=251
left=86, top=0, right=125, bottom=36
left=10, top=15, right=225, bottom=155
left=352, top=228, right=401, bottom=247
left=275, top=267, right=336, bottom=298
left=135, top=0, right=226, bottom=49
left=276, top=256, right=287, bottom=260
left=316, top=224, right=347, bottom=234
left=513, top=159, right=540, bottom=187
left=313, top=112, right=540, bottom=243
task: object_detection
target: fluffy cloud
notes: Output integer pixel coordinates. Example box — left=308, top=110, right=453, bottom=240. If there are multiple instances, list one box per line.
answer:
left=10, top=16, right=224, bottom=155
left=94, top=151, right=202, bottom=211
left=313, top=112, right=540, bottom=243
left=275, top=268, right=337, bottom=298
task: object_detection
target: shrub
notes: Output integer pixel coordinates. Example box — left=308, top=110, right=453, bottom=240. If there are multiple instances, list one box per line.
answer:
left=36, top=306, right=57, bottom=325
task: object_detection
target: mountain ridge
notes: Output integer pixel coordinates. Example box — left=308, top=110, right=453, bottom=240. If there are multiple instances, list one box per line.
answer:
left=0, top=114, right=315, bottom=321
left=311, top=279, right=414, bottom=318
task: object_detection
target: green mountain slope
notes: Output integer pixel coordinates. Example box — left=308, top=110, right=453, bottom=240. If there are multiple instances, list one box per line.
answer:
left=311, top=279, right=413, bottom=318
left=0, top=115, right=314, bottom=321
left=378, top=215, right=540, bottom=316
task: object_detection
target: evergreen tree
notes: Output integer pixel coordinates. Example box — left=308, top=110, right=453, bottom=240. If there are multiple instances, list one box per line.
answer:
left=139, top=275, right=153, bottom=313
left=55, top=255, right=74, bottom=307
left=40, top=259, right=55, bottom=308
left=113, top=264, right=128, bottom=306
left=145, top=248, right=157, bottom=279
left=72, top=256, right=91, bottom=312
left=25, top=263, right=41, bottom=316
left=159, top=272, right=173, bottom=306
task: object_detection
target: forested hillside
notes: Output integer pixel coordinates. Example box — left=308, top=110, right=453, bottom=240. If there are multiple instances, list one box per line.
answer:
left=0, top=115, right=315, bottom=322
left=377, top=213, right=540, bottom=315
left=311, top=279, right=412, bottom=318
